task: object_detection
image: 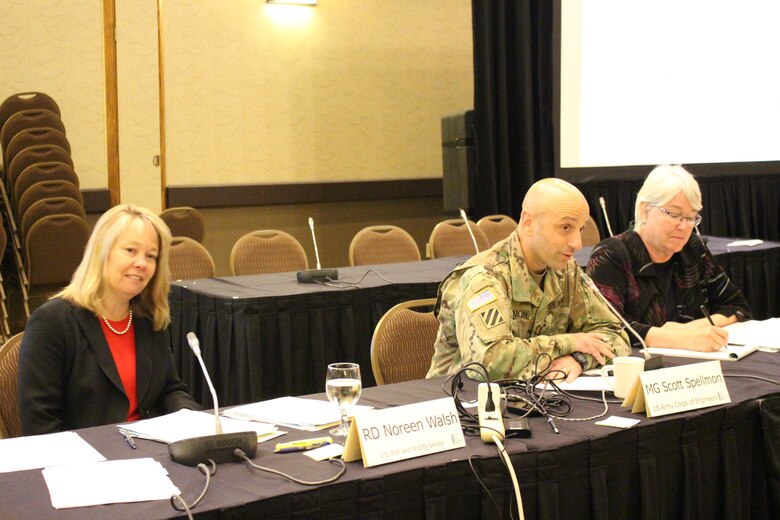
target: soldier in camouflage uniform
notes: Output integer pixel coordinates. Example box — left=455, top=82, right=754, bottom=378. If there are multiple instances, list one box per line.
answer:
left=427, top=179, right=630, bottom=382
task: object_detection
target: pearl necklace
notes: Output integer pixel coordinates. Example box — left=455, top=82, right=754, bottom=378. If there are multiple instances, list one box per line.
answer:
left=101, top=310, right=133, bottom=335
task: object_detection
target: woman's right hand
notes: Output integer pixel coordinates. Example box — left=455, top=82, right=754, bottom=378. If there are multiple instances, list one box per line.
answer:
left=647, top=321, right=729, bottom=351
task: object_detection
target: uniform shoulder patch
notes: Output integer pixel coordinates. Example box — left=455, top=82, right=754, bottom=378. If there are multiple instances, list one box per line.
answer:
left=478, top=305, right=506, bottom=329
left=466, top=288, right=497, bottom=312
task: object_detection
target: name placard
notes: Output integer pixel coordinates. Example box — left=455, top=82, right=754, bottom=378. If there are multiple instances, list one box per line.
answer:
left=626, top=360, right=731, bottom=418
left=342, top=397, right=466, bottom=467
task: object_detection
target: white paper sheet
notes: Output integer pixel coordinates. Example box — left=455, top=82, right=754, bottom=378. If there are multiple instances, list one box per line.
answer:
left=118, top=409, right=277, bottom=443
left=725, top=318, right=780, bottom=350
left=0, top=431, right=106, bottom=474
left=726, top=239, right=764, bottom=247
left=42, top=458, right=180, bottom=509
left=222, top=396, right=373, bottom=431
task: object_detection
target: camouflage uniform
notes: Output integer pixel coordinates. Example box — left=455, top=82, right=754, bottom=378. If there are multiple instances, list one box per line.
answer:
left=426, top=232, right=630, bottom=381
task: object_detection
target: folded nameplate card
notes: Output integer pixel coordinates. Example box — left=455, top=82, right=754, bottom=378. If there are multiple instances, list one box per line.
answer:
left=623, top=360, right=731, bottom=418
left=342, top=397, right=466, bottom=467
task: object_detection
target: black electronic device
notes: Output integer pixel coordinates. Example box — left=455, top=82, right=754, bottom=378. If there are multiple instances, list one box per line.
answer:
left=297, top=217, right=339, bottom=283
left=505, top=418, right=532, bottom=438
left=169, top=333, right=257, bottom=466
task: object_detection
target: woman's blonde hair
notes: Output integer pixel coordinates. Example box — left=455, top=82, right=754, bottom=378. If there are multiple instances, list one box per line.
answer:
left=634, top=164, right=703, bottom=232
left=57, top=204, right=173, bottom=330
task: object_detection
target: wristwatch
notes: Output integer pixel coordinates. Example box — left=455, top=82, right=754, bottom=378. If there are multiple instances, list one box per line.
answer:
left=571, top=352, right=589, bottom=371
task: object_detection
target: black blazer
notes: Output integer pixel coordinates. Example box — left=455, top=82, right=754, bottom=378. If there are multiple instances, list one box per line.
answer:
left=18, top=298, right=199, bottom=435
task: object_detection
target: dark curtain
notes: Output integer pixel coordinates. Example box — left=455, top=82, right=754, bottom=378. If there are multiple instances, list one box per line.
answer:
left=471, top=0, right=554, bottom=221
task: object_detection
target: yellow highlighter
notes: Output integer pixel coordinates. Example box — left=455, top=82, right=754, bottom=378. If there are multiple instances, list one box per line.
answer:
left=274, top=436, right=333, bottom=453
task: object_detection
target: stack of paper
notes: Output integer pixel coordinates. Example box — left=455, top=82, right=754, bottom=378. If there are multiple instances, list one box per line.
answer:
left=118, top=409, right=279, bottom=443
left=223, top=396, right=373, bottom=431
left=725, top=318, right=780, bottom=350
left=43, top=458, right=180, bottom=509
left=0, top=431, right=105, bottom=474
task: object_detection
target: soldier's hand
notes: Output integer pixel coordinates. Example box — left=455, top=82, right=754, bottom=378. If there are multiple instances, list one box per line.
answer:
left=547, top=355, right=582, bottom=383
left=571, top=332, right=616, bottom=365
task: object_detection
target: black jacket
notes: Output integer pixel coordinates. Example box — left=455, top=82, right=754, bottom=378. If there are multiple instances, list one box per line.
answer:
left=18, top=298, right=199, bottom=435
left=586, top=231, right=752, bottom=348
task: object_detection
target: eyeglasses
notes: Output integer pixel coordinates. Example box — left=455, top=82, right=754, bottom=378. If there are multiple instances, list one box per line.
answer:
left=654, top=206, right=702, bottom=227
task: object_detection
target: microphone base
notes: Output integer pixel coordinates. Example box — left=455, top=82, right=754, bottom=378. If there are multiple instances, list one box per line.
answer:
left=169, top=431, right=258, bottom=466
left=643, top=354, right=665, bottom=371
left=296, top=269, right=338, bottom=283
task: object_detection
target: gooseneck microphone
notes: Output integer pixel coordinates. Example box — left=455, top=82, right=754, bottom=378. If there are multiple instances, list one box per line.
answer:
left=187, top=332, right=222, bottom=434
left=579, top=271, right=665, bottom=371
left=296, top=217, right=339, bottom=283
left=598, top=197, right=614, bottom=237
left=168, top=332, right=257, bottom=466
left=459, top=208, right=480, bottom=255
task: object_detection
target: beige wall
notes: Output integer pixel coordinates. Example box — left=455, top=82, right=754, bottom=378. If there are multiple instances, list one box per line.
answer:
left=163, top=0, right=473, bottom=186
left=1, top=1, right=472, bottom=197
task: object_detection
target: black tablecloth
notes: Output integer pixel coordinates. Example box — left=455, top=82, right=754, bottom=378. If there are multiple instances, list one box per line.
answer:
left=171, top=237, right=780, bottom=407
left=2, top=351, right=778, bottom=519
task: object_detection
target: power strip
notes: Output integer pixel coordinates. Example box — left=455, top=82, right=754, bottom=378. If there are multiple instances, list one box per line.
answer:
left=478, top=382, right=505, bottom=442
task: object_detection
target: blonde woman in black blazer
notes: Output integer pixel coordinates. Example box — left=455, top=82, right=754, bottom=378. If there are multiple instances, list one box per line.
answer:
left=19, top=204, right=199, bottom=435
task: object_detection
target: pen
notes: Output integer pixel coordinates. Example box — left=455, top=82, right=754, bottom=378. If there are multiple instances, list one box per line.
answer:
left=546, top=416, right=560, bottom=434
left=274, top=436, right=333, bottom=453
left=700, top=305, right=715, bottom=326
left=118, top=429, right=136, bottom=450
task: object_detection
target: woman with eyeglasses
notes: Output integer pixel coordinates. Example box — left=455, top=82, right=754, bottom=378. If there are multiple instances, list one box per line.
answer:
left=586, top=165, right=751, bottom=351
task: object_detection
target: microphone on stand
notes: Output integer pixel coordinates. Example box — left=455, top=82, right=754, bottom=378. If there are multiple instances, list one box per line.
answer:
left=598, top=197, right=615, bottom=237
left=459, top=208, right=481, bottom=255
left=296, top=217, right=339, bottom=283
left=579, top=271, right=664, bottom=371
left=168, top=333, right=257, bottom=466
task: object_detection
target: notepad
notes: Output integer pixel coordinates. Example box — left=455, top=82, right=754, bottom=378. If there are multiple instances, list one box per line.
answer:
left=646, top=343, right=759, bottom=361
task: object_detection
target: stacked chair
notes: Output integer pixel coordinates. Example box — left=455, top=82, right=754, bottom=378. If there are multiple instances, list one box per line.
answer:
left=0, top=92, right=90, bottom=325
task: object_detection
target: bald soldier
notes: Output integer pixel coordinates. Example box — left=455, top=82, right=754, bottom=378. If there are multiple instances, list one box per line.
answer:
left=426, top=178, right=630, bottom=382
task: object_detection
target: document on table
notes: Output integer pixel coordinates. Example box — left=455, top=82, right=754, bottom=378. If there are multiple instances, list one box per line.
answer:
left=118, top=409, right=278, bottom=443
left=725, top=318, right=780, bottom=350
left=43, top=458, right=180, bottom=509
left=223, top=396, right=374, bottom=431
left=646, top=343, right=759, bottom=361
left=0, top=431, right=106, bottom=474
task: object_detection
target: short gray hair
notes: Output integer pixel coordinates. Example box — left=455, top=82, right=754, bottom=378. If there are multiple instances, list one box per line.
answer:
left=634, top=165, right=702, bottom=232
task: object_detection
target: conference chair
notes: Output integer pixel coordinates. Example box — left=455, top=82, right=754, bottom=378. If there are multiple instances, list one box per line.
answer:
left=24, top=214, right=90, bottom=313
left=230, top=230, right=308, bottom=275
left=159, top=206, right=205, bottom=243
left=477, top=214, right=518, bottom=246
left=0, top=109, right=65, bottom=155
left=0, top=91, right=60, bottom=136
left=426, top=218, right=490, bottom=259
left=0, top=332, right=24, bottom=439
left=20, top=197, right=86, bottom=243
left=17, top=180, right=83, bottom=225
left=169, top=237, right=216, bottom=280
left=14, top=162, right=79, bottom=212
left=348, top=225, right=421, bottom=266
left=6, top=144, right=73, bottom=198
left=582, top=217, right=601, bottom=247
left=4, top=127, right=70, bottom=171
left=370, top=298, right=439, bottom=385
